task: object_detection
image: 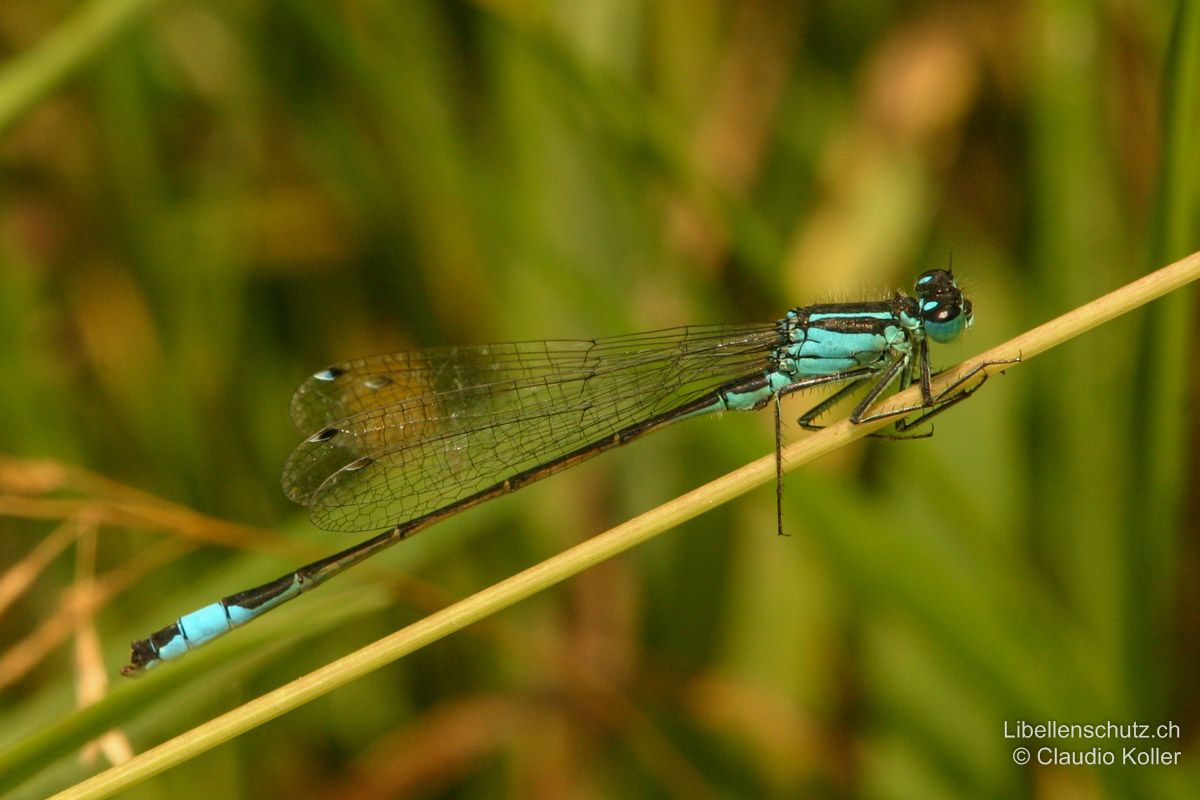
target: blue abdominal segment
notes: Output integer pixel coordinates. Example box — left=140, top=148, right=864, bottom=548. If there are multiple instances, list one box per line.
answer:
left=129, top=576, right=304, bottom=671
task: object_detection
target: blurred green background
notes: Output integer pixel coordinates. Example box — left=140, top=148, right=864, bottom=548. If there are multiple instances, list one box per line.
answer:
left=0, top=0, right=1197, bottom=798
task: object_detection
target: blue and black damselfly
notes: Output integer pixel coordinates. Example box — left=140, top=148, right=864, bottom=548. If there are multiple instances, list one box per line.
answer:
left=123, top=269, right=1013, bottom=675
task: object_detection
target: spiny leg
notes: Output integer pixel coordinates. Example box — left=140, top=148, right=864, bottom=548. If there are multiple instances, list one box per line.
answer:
left=848, top=350, right=910, bottom=424
left=853, top=341, right=938, bottom=439
left=794, top=375, right=872, bottom=431
left=774, top=394, right=787, bottom=538
left=789, top=359, right=927, bottom=439
left=792, top=359, right=931, bottom=441
left=776, top=365, right=887, bottom=432
left=840, top=351, right=940, bottom=440
left=854, top=355, right=1022, bottom=429
left=771, top=369, right=879, bottom=537
left=927, top=354, right=1021, bottom=404
left=771, top=368, right=887, bottom=535
left=890, top=355, right=1022, bottom=431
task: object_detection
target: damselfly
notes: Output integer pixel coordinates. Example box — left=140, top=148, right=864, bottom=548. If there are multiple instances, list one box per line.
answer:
left=124, top=269, right=1010, bottom=675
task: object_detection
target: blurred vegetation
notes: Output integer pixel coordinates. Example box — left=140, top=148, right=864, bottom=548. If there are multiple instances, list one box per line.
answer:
left=0, top=0, right=1197, bottom=798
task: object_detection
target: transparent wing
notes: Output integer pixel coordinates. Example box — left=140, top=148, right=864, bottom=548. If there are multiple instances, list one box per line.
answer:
left=282, top=323, right=784, bottom=532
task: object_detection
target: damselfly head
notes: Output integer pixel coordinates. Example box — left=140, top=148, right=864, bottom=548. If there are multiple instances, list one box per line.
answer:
left=913, top=269, right=973, bottom=343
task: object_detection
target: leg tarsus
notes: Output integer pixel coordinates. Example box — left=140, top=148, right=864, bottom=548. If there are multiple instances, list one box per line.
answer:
left=857, top=355, right=1020, bottom=431
left=774, top=395, right=789, bottom=537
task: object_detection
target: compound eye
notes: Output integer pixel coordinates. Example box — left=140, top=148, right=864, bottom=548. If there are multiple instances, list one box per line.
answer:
left=932, top=303, right=960, bottom=323
left=923, top=295, right=972, bottom=343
